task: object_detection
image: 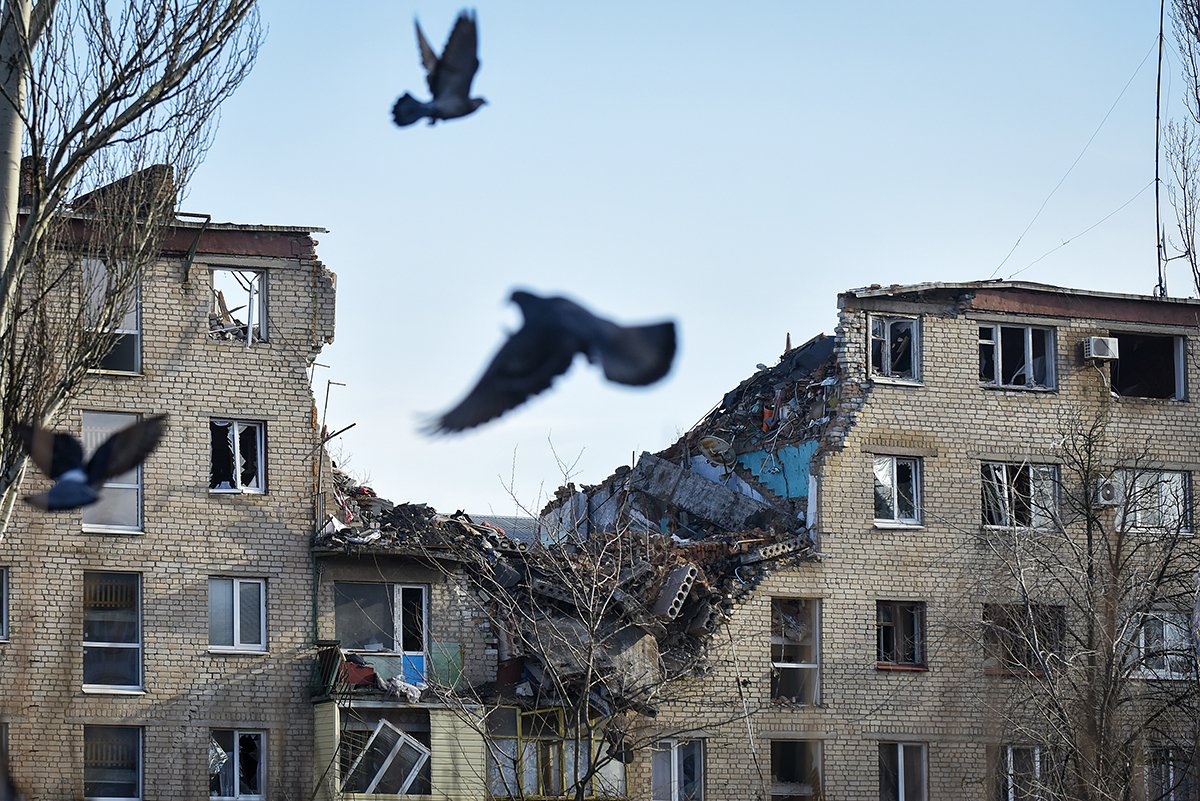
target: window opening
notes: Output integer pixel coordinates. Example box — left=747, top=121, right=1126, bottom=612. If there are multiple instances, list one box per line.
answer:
left=84, top=726, right=141, bottom=801
left=341, top=719, right=431, bottom=795
left=210, top=730, right=264, bottom=800
left=1146, top=746, right=1197, bottom=801
left=208, top=578, right=266, bottom=652
left=0, top=567, right=7, bottom=641
left=82, top=411, right=142, bottom=531
left=83, top=572, right=141, bottom=690
left=880, top=742, right=927, bottom=801
left=83, top=258, right=140, bottom=373
left=1134, top=611, right=1195, bottom=680
left=979, top=324, right=1054, bottom=389
left=334, top=583, right=428, bottom=684
left=877, top=601, right=925, bottom=667
left=870, top=317, right=918, bottom=380
left=652, top=739, right=704, bottom=801
left=771, top=598, right=820, bottom=704
left=1111, top=332, right=1184, bottom=400
left=874, top=456, right=921, bottom=524
left=1118, top=470, right=1192, bottom=532
left=769, top=740, right=821, bottom=801
left=210, top=269, right=266, bottom=344
left=981, top=463, right=1059, bottom=529
left=983, top=604, right=1064, bottom=674
left=210, top=420, right=264, bottom=493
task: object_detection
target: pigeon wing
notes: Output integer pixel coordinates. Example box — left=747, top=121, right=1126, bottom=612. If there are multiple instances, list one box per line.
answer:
left=594, top=321, right=677, bottom=385
left=430, top=10, right=479, bottom=101
left=19, top=424, right=84, bottom=479
left=84, top=414, right=167, bottom=486
left=414, top=18, right=439, bottom=92
left=429, top=325, right=583, bottom=434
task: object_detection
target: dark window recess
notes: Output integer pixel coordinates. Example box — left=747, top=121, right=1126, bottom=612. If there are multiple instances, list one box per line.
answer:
left=209, top=420, right=263, bottom=491
left=982, top=604, right=1064, bottom=673
left=97, top=332, right=138, bottom=372
left=1111, top=333, right=1180, bottom=399
left=877, top=601, right=925, bottom=666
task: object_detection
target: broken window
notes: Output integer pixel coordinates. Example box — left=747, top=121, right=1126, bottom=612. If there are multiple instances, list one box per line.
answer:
left=652, top=739, right=703, bottom=801
left=485, top=708, right=625, bottom=800
left=979, top=324, right=1055, bottom=389
left=0, top=567, right=7, bottom=641
left=877, top=600, right=925, bottom=667
left=334, top=583, right=427, bottom=684
left=210, top=420, right=264, bottom=493
left=1146, top=747, right=1197, bottom=801
left=209, top=729, right=264, bottom=800
left=870, top=316, right=919, bottom=381
left=208, top=577, right=266, bottom=652
left=83, top=258, right=140, bottom=373
left=771, top=598, right=820, bottom=704
left=1133, top=611, right=1194, bottom=681
left=341, top=718, right=431, bottom=795
left=82, top=411, right=143, bottom=531
left=83, top=571, right=141, bottom=690
left=994, top=745, right=1046, bottom=801
left=84, top=726, right=142, bottom=801
left=1117, top=470, right=1192, bottom=533
left=981, top=463, right=1059, bottom=529
left=982, top=604, right=1064, bottom=674
left=769, top=740, right=822, bottom=801
left=874, top=455, right=921, bottom=525
left=1111, top=332, right=1185, bottom=400
left=880, top=742, right=927, bottom=801
left=209, top=268, right=266, bottom=344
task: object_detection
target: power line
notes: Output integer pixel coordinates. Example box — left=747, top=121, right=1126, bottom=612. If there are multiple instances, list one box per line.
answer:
left=990, top=38, right=1158, bottom=279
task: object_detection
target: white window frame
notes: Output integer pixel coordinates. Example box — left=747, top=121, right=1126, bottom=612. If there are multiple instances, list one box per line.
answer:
left=1146, top=746, right=1196, bottom=801
left=210, top=268, right=267, bottom=345
left=209, top=729, right=265, bottom=801
left=998, top=745, right=1043, bottom=801
left=1133, top=611, right=1195, bottom=681
left=1117, top=470, right=1193, bottom=533
left=979, top=323, right=1056, bottom=390
left=981, top=462, right=1059, bottom=530
left=869, top=315, right=920, bottom=382
left=341, top=719, right=430, bottom=795
left=83, top=258, right=141, bottom=375
left=0, top=567, right=7, bottom=641
left=208, top=577, right=267, bottom=653
left=652, top=739, right=704, bottom=801
left=334, top=583, right=429, bottom=685
left=873, top=455, right=922, bottom=526
left=880, top=742, right=927, bottom=801
left=209, top=419, right=265, bottom=494
left=771, top=598, right=821, bottom=704
left=876, top=600, right=925, bottom=667
left=82, top=571, right=142, bottom=693
left=82, top=411, right=143, bottom=533
left=84, top=725, right=142, bottom=801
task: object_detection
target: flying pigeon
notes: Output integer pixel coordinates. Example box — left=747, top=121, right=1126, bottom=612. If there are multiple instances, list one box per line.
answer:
left=20, top=415, right=167, bottom=510
left=393, top=10, right=487, bottom=127
left=428, top=291, right=677, bottom=434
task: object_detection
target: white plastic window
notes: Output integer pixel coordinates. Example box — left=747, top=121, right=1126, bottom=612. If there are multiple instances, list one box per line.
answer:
left=341, top=720, right=430, bottom=795
left=979, top=324, right=1055, bottom=389
left=652, top=739, right=703, bottom=801
left=981, top=463, right=1059, bottom=529
left=1118, top=470, right=1192, bottom=532
left=84, top=726, right=142, bottom=801
left=83, top=258, right=140, bottom=373
left=208, top=578, right=266, bottom=652
left=880, top=742, right=927, bottom=801
left=870, top=316, right=919, bottom=381
left=874, top=456, right=921, bottom=525
left=210, top=420, right=264, bottom=493
left=82, top=411, right=143, bottom=532
left=82, top=572, right=141, bottom=691
left=209, top=729, right=265, bottom=800
left=771, top=598, right=820, bottom=704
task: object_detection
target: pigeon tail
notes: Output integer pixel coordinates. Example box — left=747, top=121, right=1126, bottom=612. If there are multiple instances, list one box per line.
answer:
left=392, top=93, right=431, bottom=127
left=597, top=321, right=677, bottom=386
left=25, top=481, right=99, bottom=511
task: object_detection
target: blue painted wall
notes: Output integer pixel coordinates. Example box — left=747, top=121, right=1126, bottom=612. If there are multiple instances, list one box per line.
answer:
left=736, top=441, right=819, bottom=498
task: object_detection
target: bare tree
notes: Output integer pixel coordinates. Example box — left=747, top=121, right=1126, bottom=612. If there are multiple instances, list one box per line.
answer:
left=971, top=408, right=1200, bottom=801
left=0, top=0, right=262, bottom=535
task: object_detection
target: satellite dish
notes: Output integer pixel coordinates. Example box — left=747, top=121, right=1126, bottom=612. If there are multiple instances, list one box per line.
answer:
left=699, top=435, right=736, bottom=466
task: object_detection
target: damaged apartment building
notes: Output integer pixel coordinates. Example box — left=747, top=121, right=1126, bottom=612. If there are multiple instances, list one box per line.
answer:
left=0, top=165, right=336, bottom=799
left=313, top=280, right=1200, bottom=801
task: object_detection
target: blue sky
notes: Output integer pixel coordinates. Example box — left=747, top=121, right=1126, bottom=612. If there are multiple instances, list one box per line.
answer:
left=186, top=1, right=1172, bottom=516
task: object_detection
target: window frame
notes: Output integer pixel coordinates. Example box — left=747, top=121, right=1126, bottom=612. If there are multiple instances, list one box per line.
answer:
left=83, top=258, right=141, bottom=375
left=983, top=603, right=1065, bottom=676
left=208, top=577, right=267, bottom=654
left=981, top=462, right=1060, bottom=530
left=209, top=268, right=268, bottom=345
left=651, top=739, right=704, bottom=801
left=209, top=419, right=266, bottom=494
left=873, top=455, right=922, bottom=527
left=1145, top=746, right=1197, bottom=801
left=995, top=744, right=1047, bottom=801
left=84, top=725, right=142, bottom=801
left=209, top=729, right=266, bottom=801
left=869, top=315, right=921, bottom=383
left=876, top=600, right=926, bottom=669
left=81, top=411, right=144, bottom=533
left=82, top=571, right=142, bottom=693
left=334, top=582, right=429, bottom=685
left=770, top=598, right=821, bottom=704
left=769, top=739, right=822, bottom=801
left=978, top=323, right=1056, bottom=390
left=340, top=719, right=431, bottom=795
left=1117, top=469, right=1193, bottom=534
left=1110, top=331, right=1187, bottom=400
left=1132, top=611, right=1195, bottom=681
left=879, top=742, right=928, bottom=801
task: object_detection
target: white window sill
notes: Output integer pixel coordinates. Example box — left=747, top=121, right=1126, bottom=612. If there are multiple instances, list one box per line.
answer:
left=208, top=647, right=268, bottom=656
left=87, top=369, right=143, bottom=377
left=209, top=489, right=266, bottom=495
left=980, top=383, right=1056, bottom=393
left=870, top=376, right=922, bottom=387
left=874, top=520, right=923, bottom=530
left=82, top=525, right=143, bottom=535
left=82, top=687, right=145, bottom=695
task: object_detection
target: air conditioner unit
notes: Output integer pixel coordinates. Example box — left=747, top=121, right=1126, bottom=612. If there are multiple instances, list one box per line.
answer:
left=1094, top=477, right=1122, bottom=507
left=1084, top=336, right=1119, bottom=361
